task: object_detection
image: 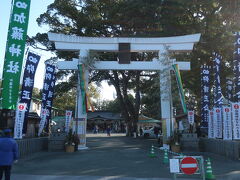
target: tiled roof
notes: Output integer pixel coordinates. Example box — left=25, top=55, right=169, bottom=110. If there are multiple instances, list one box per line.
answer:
left=87, top=111, right=123, bottom=120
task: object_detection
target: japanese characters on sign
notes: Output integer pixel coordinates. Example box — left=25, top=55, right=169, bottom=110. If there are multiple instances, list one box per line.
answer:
left=201, top=65, right=210, bottom=127
left=213, top=52, right=223, bottom=107
left=208, top=110, right=214, bottom=138
left=213, top=107, right=222, bottom=138
left=14, top=103, right=26, bottom=139
left=231, top=103, right=240, bottom=140
left=233, top=32, right=240, bottom=101
left=226, top=78, right=234, bottom=102
left=65, top=110, right=73, bottom=133
left=1, top=0, right=31, bottom=109
left=20, top=52, right=40, bottom=134
left=222, top=106, right=232, bottom=140
left=187, top=111, right=194, bottom=125
left=38, top=64, right=56, bottom=136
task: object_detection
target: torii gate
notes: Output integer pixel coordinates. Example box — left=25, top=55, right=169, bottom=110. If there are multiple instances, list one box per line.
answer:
left=48, top=33, right=200, bottom=149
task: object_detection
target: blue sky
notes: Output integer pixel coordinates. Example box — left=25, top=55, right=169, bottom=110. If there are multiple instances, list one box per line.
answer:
left=0, top=0, right=54, bottom=88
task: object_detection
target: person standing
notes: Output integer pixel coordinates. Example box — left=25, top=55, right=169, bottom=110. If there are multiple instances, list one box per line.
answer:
left=153, top=126, right=159, bottom=139
left=106, top=126, right=111, bottom=136
left=0, top=129, right=18, bottom=180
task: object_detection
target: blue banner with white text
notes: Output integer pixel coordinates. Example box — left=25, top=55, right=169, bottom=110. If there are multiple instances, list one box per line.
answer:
left=213, top=52, right=223, bottom=107
left=233, top=32, right=240, bottom=102
left=201, top=65, right=210, bottom=128
left=38, top=64, right=56, bottom=135
left=20, top=52, right=40, bottom=134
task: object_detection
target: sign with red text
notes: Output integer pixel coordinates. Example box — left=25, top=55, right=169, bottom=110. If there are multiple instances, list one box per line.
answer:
left=231, top=103, right=240, bottom=139
left=208, top=110, right=214, bottom=138
left=213, top=107, right=222, bottom=138
left=187, top=110, right=194, bottom=125
left=222, top=106, right=232, bottom=140
left=14, top=103, right=26, bottom=139
left=65, top=110, right=72, bottom=133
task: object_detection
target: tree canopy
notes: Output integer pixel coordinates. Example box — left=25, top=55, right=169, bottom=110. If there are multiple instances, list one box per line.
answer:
left=32, top=0, right=240, bottom=135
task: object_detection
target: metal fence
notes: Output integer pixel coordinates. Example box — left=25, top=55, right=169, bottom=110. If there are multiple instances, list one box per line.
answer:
left=16, top=137, right=48, bottom=158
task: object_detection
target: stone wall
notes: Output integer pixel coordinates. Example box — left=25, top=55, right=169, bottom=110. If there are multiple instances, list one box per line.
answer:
left=48, top=132, right=66, bottom=152
left=199, top=138, right=240, bottom=160
left=180, top=133, right=199, bottom=151
left=16, top=137, right=48, bottom=158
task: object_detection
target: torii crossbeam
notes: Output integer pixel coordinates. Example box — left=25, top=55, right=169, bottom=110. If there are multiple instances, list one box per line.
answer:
left=48, top=33, right=201, bottom=150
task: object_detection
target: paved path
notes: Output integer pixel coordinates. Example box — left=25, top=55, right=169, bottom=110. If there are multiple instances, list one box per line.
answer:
left=11, top=134, right=240, bottom=180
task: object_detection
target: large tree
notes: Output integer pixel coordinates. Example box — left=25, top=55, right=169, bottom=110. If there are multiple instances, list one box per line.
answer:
left=31, top=0, right=240, bottom=135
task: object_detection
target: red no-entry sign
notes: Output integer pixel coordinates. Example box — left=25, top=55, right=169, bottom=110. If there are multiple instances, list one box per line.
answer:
left=180, top=157, right=198, bottom=175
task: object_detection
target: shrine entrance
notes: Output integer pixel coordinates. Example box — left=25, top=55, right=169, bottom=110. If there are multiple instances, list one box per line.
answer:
left=48, top=33, right=200, bottom=149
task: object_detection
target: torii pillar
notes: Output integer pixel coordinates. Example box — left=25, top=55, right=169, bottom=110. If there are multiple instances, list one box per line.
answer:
left=48, top=33, right=201, bottom=149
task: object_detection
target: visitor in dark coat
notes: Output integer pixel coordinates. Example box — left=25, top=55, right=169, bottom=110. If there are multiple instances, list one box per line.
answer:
left=0, top=129, right=18, bottom=180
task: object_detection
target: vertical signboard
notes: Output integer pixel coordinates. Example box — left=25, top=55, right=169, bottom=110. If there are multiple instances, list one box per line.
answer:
left=208, top=110, right=214, bottom=138
left=45, top=72, right=56, bottom=131
left=187, top=111, right=194, bottom=125
left=38, top=64, right=56, bottom=136
left=213, top=52, right=223, bottom=107
left=65, top=110, right=72, bottom=133
left=222, top=106, right=232, bottom=140
left=1, top=0, right=31, bottom=109
left=14, top=103, right=26, bottom=139
left=20, top=52, right=40, bottom=133
left=233, top=32, right=240, bottom=101
left=213, top=107, right=222, bottom=138
left=226, top=78, right=233, bottom=102
left=231, top=103, right=240, bottom=139
left=201, top=65, right=210, bottom=127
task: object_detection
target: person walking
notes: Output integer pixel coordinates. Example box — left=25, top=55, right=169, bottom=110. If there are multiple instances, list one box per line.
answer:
left=0, top=129, right=18, bottom=180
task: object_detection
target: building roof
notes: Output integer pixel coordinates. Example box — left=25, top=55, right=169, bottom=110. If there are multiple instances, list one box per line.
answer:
left=87, top=111, right=123, bottom=121
left=138, top=114, right=161, bottom=123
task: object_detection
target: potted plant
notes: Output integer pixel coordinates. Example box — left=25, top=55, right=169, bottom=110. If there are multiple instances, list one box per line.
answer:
left=167, top=130, right=181, bottom=153
left=64, top=130, right=75, bottom=153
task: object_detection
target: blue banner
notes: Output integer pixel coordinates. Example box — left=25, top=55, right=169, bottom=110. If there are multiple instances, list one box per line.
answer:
left=20, top=52, right=40, bottom=134
left=226, top=78, right=234, bottom=102
left=38, top=64, right=56, bottom=135
left=233, top=32, right=240, bottom=101
left=213, top=52, right=223, bottom=107
left=201, top=65, right=210, bottom=127
left=45, top=72, right=56, bottom=131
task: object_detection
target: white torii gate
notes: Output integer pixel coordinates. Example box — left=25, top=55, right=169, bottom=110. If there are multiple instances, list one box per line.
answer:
left=48, top=32, right=200, bottom=149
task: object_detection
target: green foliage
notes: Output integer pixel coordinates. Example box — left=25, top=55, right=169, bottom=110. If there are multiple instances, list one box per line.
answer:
left=31, top=0, right=240, bottom=131
left=64, top=129, right=79, bottom=146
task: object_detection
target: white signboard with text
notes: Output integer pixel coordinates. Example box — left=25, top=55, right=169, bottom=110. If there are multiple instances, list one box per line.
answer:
left=187, top=110, right=194, bottom=125
left=222, top=106, right=232, bottom=140
left=65, top=110, right=72, bottom=133
left=14, top=103, right=27, bottom=139
left=213, top=107, right=222, bottom=138
left=208, top=110, right=214, bottom=138
left=231, top=103, right=240, bottom=139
